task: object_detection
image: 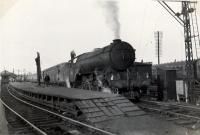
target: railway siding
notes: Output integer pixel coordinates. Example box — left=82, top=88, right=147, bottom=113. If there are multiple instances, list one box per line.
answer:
left=138, top=100, right=200, bottom=130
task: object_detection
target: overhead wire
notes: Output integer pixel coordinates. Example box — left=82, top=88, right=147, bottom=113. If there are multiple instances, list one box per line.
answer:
left=157, top=1, right=184, bottom=26
left=162, top=1, right=184, bottom=23
left=156, top=1, right=185, bottom=62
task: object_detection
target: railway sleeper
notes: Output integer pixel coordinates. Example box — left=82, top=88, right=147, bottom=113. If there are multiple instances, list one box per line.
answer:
left=32, top=119, right=61, bottom=125
left=28, top=117, right=56, bottom=122
left=175, top=119, right=197, bottom=125
left=139, top=102, right=200, bottom=130
left=9, top=124, right=30, bottom=129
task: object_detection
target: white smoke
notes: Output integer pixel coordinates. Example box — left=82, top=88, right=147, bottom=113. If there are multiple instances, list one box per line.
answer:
left=99, top=0, right=120, bottom=39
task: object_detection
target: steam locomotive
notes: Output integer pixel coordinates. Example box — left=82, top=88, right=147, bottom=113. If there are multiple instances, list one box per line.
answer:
left=29, top=39, right=151, bottom=100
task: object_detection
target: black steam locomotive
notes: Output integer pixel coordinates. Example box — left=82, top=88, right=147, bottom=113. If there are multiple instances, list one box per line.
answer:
left=29, top=39, right=151, bottom=100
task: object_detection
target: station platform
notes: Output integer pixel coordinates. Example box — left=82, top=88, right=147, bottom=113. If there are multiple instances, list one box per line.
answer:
left=10, top=82, right=117, bottom=100
left=8, top=82, right=194, bottom=135
left=9, top=82, right=146, bottom=124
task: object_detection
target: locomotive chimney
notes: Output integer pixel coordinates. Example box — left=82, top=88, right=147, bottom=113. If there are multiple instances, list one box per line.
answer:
left=113, top=39, right=121, bottom=43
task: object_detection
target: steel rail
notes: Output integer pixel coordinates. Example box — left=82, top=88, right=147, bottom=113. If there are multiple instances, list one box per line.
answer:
left=140, top=105, right=200, bottom=120
left=0, top=97, right=47, bottom=135
left=141, top=99, right=200, bottom=111
left=8, top=85, right=116, bottom=135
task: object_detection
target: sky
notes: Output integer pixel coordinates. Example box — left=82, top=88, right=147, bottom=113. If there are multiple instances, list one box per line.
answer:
left=0, top=0, right=200, bottom=74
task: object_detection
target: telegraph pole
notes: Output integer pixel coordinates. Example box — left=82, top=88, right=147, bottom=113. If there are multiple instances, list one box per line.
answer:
left=158, top=31, right=160, bottom=64
left=155, top=31, right=163, bottom=64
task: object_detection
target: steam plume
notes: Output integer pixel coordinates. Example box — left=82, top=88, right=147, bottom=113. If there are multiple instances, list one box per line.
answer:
left=99, top=0, right=120, bottom=39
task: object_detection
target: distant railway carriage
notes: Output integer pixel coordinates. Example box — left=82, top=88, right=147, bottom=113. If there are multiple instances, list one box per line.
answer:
left=26, top=73, right=37, bottom=82
left=42, top=63, right=70, bottom=86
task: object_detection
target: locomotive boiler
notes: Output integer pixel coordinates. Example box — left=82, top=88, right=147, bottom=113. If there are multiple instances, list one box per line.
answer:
left=76, top=39, right=135, bottom=74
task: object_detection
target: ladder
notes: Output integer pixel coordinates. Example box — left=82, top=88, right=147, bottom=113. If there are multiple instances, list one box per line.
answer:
left=189, top=2, right=200, bottom=59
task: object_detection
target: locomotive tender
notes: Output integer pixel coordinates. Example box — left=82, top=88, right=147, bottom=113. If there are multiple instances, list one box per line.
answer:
left=38, top=39, right=150, bottom=100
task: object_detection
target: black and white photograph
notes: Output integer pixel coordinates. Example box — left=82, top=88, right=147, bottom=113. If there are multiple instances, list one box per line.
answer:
left=0, top=0, right=200, bottom=134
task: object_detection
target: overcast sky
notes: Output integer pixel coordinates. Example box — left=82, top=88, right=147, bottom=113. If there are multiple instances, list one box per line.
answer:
left=0, top=0, right=200, bottom=74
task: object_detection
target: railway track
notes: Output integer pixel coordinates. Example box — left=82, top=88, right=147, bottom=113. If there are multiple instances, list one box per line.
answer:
left=0, top=84, right=116, bottom=135
left=138, top=100, right=200, bottom=129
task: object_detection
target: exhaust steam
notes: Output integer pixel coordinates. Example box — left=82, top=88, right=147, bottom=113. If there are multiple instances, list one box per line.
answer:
left=98, top=0, right=120, bottom=39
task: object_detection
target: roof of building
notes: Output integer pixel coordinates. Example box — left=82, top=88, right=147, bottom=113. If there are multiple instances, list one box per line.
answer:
left=1, top=70, right=17, bottom=77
